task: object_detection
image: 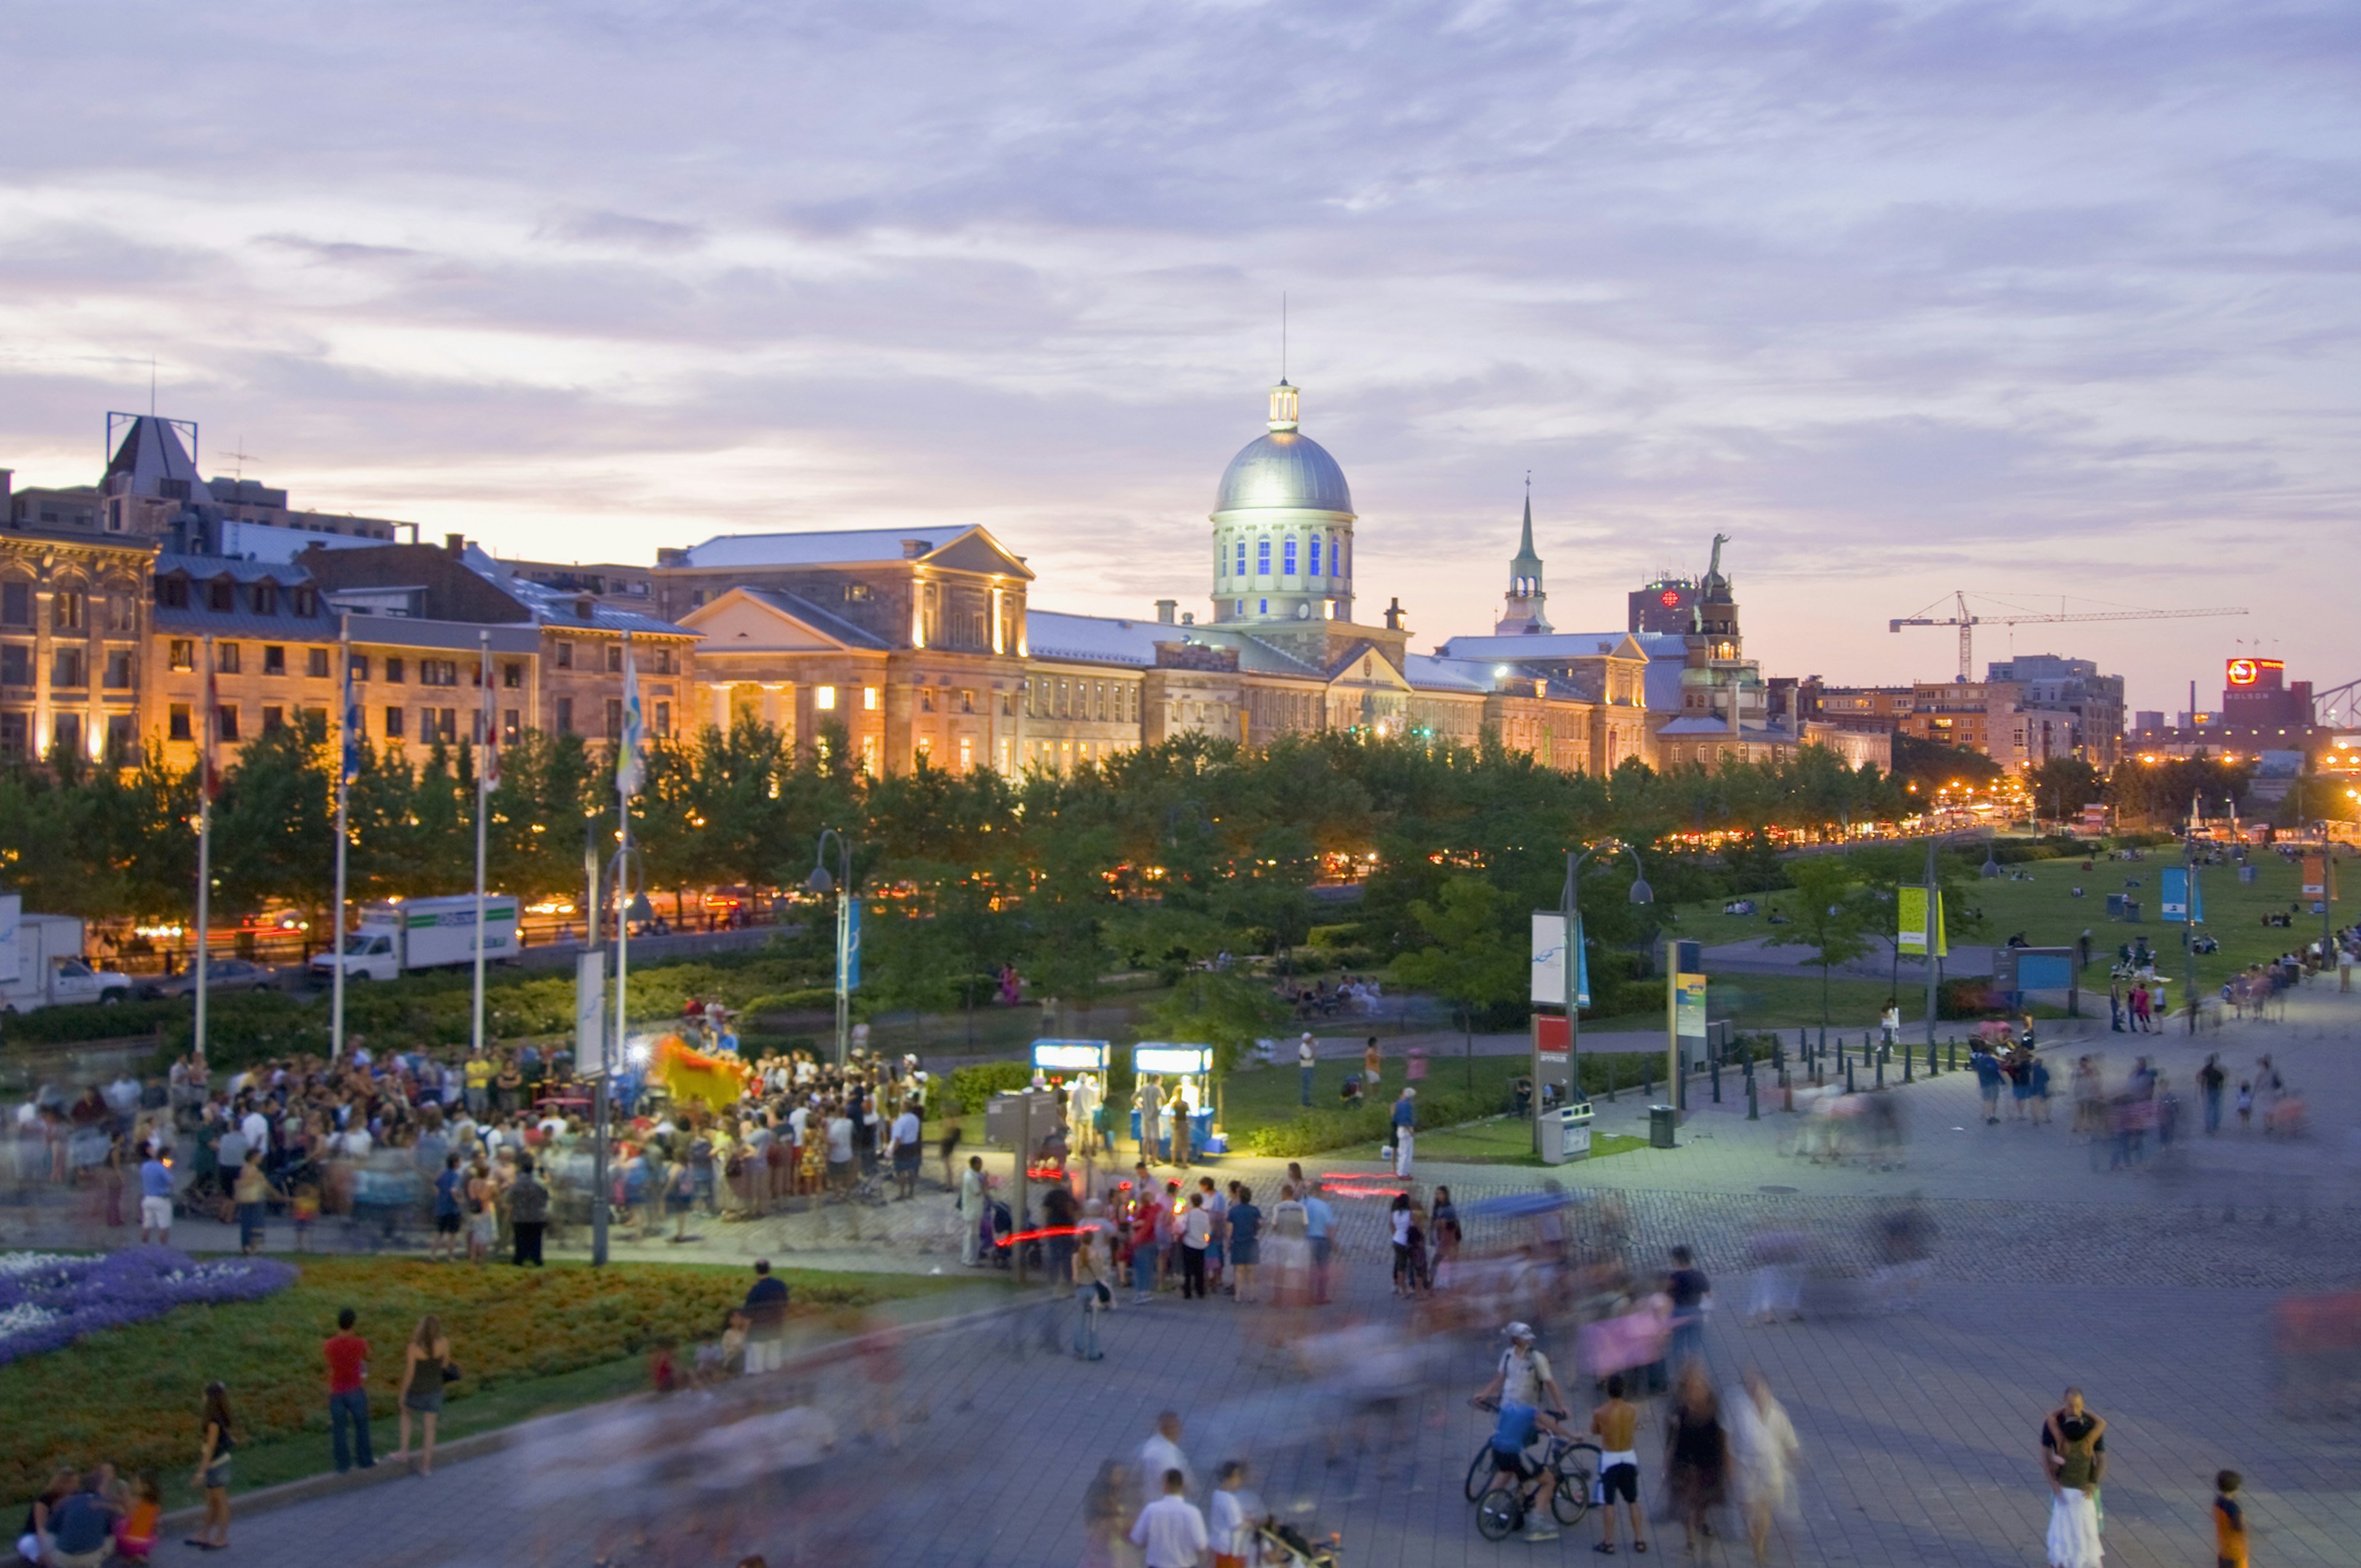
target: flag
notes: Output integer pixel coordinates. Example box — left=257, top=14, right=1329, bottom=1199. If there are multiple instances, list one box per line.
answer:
left=615, top=639, right=645, bottom=797
left=339, top=649, right=363, bottom=786
left=478, top=648, right=500, bottom=794
left=201, top=642, right=223, bottom=801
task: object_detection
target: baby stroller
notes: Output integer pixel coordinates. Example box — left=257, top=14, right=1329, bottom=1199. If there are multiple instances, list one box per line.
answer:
left=1256, top=1519, right=1341, bottom=1567
left=986, top=1199, right=1042, bottom=1273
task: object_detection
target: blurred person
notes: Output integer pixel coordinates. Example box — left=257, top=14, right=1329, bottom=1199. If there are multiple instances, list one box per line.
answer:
left=1137, top=1412, right=1195, bottom=1506
left=1267, top=1183, right=1311, bottom=1306
left=1130, top=1468, right=1208, bottom=1568
left=960, top=1154, right=987, bottom=1267
left=1389, top=1192, right=1417, bottom=1298
left=1303, top=1180, right=1337, bottom=1304
left=44, top=1470, right=119, bottom=1568
left=1727, top=1370, right=1800, bottom=1566
left=187, top=1384, right=235, bottom=1551
left=1362, top=1036, right=1382, bottom=1089
left=1078, top=1460, right=1138, bottom=1568
left=1299, top=1033, right=1318, bottom=1106
left=22, top=1467, right=76, bottom=1564
left=1972, top=1042, right=2004, bottom=1125
left=1666, top=1246, right=1711, bottom=1371
left=138, top=1143, right=173, bottom=1245
left=1226, top=1184, right=1262, bottom=1304
left=1180, top=1190, right=1213, bottom=1299
left=890, top=1097, right=923, bottom=1199
left=1430, top=1184, right=1461, bottom=1286
left=1664, top=1362, right=1728, bottom=1556
left=2213, top=1470, right=2247, bottom=1568
left=1871, top=1198, right=1937, bottom=1312
left=1136, top=1076, right=1162, bottom=1167
left=508, top=1153, right=549, bottom=1266
left=1747, top=1221, right=1807, bottom=1325
left=1473, top=1322, right=1571, bottom=1539
left=113, top=1471, right=160, bottom=1564
left=2199, top=1055, right=2226, bottom=1136
left=1590, top=1373, right=1646, bottom=1556
left=2041, top=1388, right=2106, bottom=1568
left=392, top=1315, right=454, bottom=1474
left=743, top=1258, right=790, bottom=1373
left=1075, top=1199, right=1115, bottom=1360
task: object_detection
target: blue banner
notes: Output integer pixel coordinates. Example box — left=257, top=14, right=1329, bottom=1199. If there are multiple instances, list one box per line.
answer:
left=841, top=897, right=861, bottom=991
left=2159, top=866, right=2204, bottom=924
left=1573, top=912, right=1591, bottom=1009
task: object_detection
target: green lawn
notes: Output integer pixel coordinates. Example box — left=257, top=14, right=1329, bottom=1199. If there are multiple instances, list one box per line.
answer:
left=2, top=1256, right=980, bottom=1510
left=1414, top=1116, right=1649, bottom=1166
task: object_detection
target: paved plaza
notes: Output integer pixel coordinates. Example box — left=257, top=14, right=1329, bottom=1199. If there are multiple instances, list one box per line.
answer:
left=55, top=983, right=2361, bottom=1567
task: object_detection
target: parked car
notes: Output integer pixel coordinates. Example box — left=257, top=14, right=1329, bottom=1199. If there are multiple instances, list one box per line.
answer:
left=141, top=957, right=282, bottom=1001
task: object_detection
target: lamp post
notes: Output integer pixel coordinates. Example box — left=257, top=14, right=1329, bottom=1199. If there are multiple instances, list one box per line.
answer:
left=809, top=828, right=855, bottom=1068
left=1544, top=840, right=1651, bottom=1148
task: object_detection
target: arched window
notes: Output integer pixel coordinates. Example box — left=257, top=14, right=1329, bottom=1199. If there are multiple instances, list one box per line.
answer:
left=1283, top=537, right=1298, bottom=576
left=1308, top=535, right=1321, bottom=577
left=1256, top=537, right=1271, bottom=577
left=1235, top=540, right=1246, bottom=577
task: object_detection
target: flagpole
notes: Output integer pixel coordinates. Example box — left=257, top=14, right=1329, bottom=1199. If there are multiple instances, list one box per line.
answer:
left=331, top=616, right=352, bottom=1060
left=471, top=629, right=491, bottom=1060
left=194, top=634, right=214, bottom=1066
left=613, top=632, right=639, bottom=1116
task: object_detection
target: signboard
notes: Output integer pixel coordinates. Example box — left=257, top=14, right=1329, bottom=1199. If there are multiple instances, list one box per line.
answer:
left=2081, top=803, right=2108, bottom=834
left=1031, top=1039, right=1109, bottom=1071
left=574, top=949, right=607, bottom=1075
left=2301, top=856, right=2328, bottom=900
left=1533, top=1014, right=1570, bottom=1055
left=840, top=898, right=862, bottom=991
left=2159, top=866, right=2204, bottom=924
left=1530, top=912, right=1588, bottom=1007
left=1897, top=886, right=1947, bottom=958
left=1133, top=1043, right=1212, bottom=1075
left=0, top=894, right=18, bottom=987
left=2225, top=657, right=2281, bottom=687
left=1675, top=974, right=1707, bottom=1039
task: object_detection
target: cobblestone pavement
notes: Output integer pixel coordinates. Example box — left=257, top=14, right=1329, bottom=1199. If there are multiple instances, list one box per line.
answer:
left=47, top=983, right=2361, bottom=1566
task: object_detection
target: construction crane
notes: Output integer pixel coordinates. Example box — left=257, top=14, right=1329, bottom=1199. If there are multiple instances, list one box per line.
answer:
left=1889, top=593, right=2248, bottom=681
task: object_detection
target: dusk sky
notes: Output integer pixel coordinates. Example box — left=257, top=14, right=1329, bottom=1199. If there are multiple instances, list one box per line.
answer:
left=2, top=1, right=2353, bottom=717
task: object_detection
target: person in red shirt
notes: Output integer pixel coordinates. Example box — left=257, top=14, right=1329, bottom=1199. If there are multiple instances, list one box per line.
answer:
left=323, top=1308, right=374, bottom=1473
left=1128, top=1185, right=1163, bottom=1306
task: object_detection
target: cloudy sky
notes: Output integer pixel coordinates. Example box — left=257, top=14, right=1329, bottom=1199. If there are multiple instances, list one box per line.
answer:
left=2, top=1, right=2354, bottom=715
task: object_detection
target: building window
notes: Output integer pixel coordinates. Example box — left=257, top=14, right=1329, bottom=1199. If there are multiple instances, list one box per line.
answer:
left=601, top=643, right=620, bottom=673
left=103, top=650, right=134, bottom=689
left=1258, top=599, right=1268, bottom=615
left=50, top=714, right=81, bottom=757
left=208, top=580, right=235, bottom=612
left=502, top=709, right=520, bottom=744
left=554, top=642, right=573, bottom=670
left=654, top=700, right=671, bottom=736
left=0, top=583, right=28, bottom=626
left=168, top=703, right=192, bottom=741
left=815, top=686, right=837, bottom=711
left=252, top=583, right=277, bottom=615
left=864, top=687, right=879, bottom=711
left=958, top=689, right=975, bottom=715
left=384, top=706, right=405, bottom=739
left=654, top=647, right=673, bottom=674
left=432, top=708, right=457, bottom=743
left=555, top=697, right=573, bottom=734
left=421, top=659, right=459, bottom=687
left=1309, top=535, right=1321, bottom=576
left=0, top=712, right=23, bottom=757
left=261, top=706, right=285, bottom=734
left=957, top=736, right=973, bottom=771
left=845, top=581, right=872, bottom=602
left=919, top=687, right=935, bottom=714
left=350, top=653, right=371, bottom=682
left=383, top=656, right=405, bottom=684
left=212, top=642, right=242, bottom=675
left=502, top=661, right=523, bottom=688
left=1257, top=538, right=1271, bottom=576
left=168, top=639, right=195, bottom=672
left=262, top=645, right=286, bottom=676
left=1000, top=691, right=1013, bottom=716
left=1283, top=537, right=1298, bottom=576
left=291, top=586, right=317, bottom=616
left=307, top=647, right=330, bottom=678
left=1235, top=542, right=1247, bottom=577
left=604, top=698, right=623, bottom=739
left=217, top=705, right=240, bottom=743
left=53, top=590, right=85, bottom=631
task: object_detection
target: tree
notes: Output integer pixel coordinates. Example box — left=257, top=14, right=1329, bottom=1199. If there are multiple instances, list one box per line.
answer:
left=1767, top=855, right=1876, bottom=1042
left=1390, top=875, right=1527, bottom=1085
left=1138, top=971, right=1290, bottom=1079
left=2025, top=757, right=2104, bottom=825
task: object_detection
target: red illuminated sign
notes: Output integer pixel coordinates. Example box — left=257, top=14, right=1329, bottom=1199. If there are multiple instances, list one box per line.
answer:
left=2225, top=658, right=2281, bottom=687
left=1658, top=589, right=1681, bottom=607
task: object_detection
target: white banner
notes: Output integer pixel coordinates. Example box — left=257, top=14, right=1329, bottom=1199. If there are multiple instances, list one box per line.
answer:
left=574, top=949, right=607, bottom=1075
left=1531, top=912, right=1567, bottom=1005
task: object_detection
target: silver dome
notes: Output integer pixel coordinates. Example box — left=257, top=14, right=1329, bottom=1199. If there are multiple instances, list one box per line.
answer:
left=1214, top=431, right=1355, bottom=515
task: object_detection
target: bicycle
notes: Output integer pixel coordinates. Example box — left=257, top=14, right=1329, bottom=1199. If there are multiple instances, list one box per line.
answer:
left=1465, top=1401, right=1599, bottom=1538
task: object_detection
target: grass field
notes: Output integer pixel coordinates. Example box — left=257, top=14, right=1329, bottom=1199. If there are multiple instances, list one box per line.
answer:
left=2, top=1256, right=974, bottom=1510
left=1412, top=1116, right=1649, bottom=1166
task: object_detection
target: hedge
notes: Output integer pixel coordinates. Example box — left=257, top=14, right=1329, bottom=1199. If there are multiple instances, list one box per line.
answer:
left=944, top=1060, right=1034, bottom=1114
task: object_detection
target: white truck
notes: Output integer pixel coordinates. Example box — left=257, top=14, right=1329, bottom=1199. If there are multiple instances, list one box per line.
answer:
left=0, top=897, right=137, bottom=1012
left=309, top=895, right=521, bottom=983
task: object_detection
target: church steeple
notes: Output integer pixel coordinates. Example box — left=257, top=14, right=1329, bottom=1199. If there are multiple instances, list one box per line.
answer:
left=1494, top=476, right=1551, bottom=634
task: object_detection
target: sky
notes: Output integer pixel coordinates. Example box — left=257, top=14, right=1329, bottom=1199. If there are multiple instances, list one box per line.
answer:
left=1, top=0, right=2355, bottom=718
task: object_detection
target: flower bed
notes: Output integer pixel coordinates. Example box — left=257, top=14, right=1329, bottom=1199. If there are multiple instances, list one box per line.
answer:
left=0, top=1247, right=296, bottom=1366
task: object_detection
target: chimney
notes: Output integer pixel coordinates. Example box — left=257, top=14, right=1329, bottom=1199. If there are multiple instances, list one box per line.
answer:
left=1180, top=611, right=1195, bottom=626
left=0, top=468, right=12, bottom=514
left=445, top=532, right=465, bottom=557
left=900, top=539, right=929, bottom=559
left=1383, top=597, right=1405, bottom=632
left=1155, top=599, right=1176, bottom=624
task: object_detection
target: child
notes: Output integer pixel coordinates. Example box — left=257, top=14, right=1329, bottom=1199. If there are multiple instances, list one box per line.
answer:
left=2236, top=1082, right=2254, bottom=1129
left=290, top=1181, right=320, bottom=1251
left=2213, top=1469, right=2247, bottom=1568
left=114, top=1472, right=160, bottom=1563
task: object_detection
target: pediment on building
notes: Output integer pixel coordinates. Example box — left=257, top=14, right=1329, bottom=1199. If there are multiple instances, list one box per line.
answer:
left=678, top=587, right=887, bottom=652
left=920, top=526, right=1036, bottom=580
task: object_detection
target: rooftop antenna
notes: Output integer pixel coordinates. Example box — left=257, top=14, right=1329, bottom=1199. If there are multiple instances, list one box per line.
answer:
left=222, top=436, right=261, bottom=481
left=1281, top=292, right=1287, bottom=382
left=149, top=357, right=157, bottom=416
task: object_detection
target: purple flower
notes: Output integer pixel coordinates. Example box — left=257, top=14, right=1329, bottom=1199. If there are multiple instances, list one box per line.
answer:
left=0, top=1247, right=296, bottom=1365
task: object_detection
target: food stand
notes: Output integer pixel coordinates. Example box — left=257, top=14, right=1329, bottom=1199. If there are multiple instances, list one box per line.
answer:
left=1131, top=1042, right=1221, bottom=1156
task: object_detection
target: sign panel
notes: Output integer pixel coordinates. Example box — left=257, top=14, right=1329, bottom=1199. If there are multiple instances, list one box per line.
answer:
left=1534, top=1014, right=1570, bottom=1055
left=574, top=949, right=607, bottom=1075
left=1133, top=1043, right=1212, bottom=1075
left=1897, top=886, right=1947, bottom=958
left=2302, top=856, right=2327, bottom=900
left=1531, top=912, right=1591, bottom=1008
left=1675, top=974, right=1708, bottom=1039
left=2159, top=866, right=2203, bottom=923
left=840, top=898, right=862, bottom=991
left=1031, top=1039, right=1109, bottom=1071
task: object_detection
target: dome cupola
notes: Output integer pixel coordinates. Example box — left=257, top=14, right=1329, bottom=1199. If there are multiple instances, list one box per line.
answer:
left=1209, top=382, right=1357, bottom=626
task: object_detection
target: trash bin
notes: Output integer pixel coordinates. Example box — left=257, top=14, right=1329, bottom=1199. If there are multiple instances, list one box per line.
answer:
left=1538, top=1109, right=1565, bottom=1165
left=1648, top=1103, right=1678, bottom=1149
left=1559, top=1101, right=1594, bottom=1161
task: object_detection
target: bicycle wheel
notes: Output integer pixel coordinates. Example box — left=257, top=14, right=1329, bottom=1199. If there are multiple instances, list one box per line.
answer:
left=1552, top=1443, right=1600, bottom=1526
left=1476, top=1487, right=1522, bottom=1542
left=1463, top=1444, right=1495, bottom=1503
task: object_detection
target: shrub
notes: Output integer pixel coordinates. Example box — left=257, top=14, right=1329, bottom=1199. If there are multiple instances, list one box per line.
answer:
left=944, top=1060, right=1033, bottom=1114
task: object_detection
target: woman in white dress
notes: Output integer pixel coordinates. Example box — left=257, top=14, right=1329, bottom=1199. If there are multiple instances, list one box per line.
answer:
left=1726, top=1369, right=1801, bottom=1565
left=1267, top=1183, right=1312, bottom=1305
left=2043, top=1389, right=2105, bottom=1568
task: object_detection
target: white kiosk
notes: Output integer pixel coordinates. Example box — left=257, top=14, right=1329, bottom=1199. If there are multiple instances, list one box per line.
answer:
left=1131, top=1042, right=1220, bottom=1157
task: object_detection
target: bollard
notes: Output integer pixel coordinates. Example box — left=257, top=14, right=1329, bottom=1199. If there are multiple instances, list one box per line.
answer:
left=1845, top=1059, right=1856, bottom=1094
left=1747, top=1073, right=1759, bottom=1121
left=1607, top=1059, right=1618, bottom=1104
left=1928, top=1039, right=1938, bottom=1078
left=1875, top=1055, right=1885, bottom=1090
left=1710, top=1057, right=1722, bottom=1103
left=1903, top=1045, right=1913, bottom=1084
left=1948, top=1038, right=1958, bottom=1072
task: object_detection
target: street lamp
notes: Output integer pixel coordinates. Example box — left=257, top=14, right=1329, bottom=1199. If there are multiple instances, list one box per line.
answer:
left=809, top=827, right=855, bottom=1067
left=1547, top=840, right=1651, bottom=1144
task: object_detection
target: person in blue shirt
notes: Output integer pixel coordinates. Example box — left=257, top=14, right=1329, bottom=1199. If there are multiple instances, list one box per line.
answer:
left=1300, top=1180, right=1337, bottom=1304
left=432, top=1154, right=465, bottom=1262
left=1390, top=1088, right=1417, bottom=1177
left=140, top=1150, right=175, bottom=1245
left=1971, top=1045, right=2004, bottom=1125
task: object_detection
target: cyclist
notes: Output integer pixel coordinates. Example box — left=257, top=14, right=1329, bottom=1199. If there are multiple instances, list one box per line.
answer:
left=1470, top=1321, right=1572, bottom=1541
